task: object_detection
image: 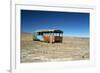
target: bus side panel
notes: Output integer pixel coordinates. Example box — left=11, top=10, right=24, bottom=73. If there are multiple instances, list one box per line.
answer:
left=43, top=36, right=50, bottom=42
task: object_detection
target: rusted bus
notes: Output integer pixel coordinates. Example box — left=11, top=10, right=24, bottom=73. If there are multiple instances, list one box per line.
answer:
left=33, top=29, right=63, bottom=43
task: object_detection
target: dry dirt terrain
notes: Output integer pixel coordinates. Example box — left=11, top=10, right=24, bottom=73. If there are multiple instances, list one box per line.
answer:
left=21, top=32, right=89, bottom=63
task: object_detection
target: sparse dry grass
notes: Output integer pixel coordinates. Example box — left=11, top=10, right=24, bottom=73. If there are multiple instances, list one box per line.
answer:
left=21, top=32, right=89, bottom=63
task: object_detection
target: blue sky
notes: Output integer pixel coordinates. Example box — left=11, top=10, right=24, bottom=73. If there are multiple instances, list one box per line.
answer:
left=21, top=10, right=89, bottom=37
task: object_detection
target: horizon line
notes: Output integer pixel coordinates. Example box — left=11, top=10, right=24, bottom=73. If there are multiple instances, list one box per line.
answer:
left=21, top=32, right=89, bottom=38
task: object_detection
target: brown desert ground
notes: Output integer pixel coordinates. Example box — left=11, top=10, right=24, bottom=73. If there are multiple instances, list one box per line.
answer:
left=21, top=32, right=89, bottom=63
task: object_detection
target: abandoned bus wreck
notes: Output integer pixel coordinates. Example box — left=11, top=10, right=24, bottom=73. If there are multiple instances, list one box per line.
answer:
left=33, top=29, right=63, bottom=43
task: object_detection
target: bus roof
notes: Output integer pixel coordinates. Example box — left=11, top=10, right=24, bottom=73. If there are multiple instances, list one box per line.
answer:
left=36, top=29, right=63, bottom=33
